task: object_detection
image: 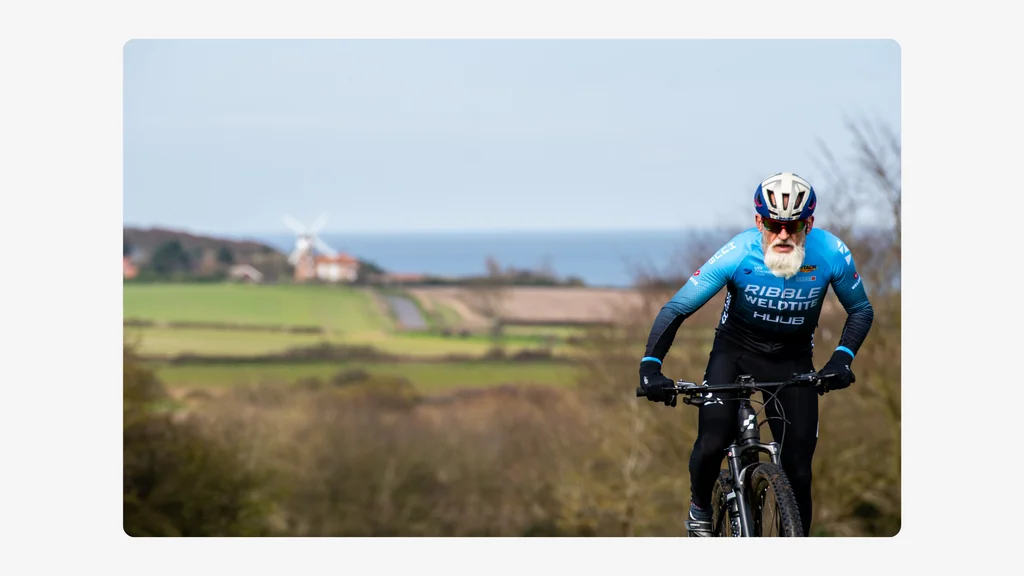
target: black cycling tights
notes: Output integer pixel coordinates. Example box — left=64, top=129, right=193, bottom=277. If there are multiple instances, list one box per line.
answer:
left=688, top=338, right=819, bottom=536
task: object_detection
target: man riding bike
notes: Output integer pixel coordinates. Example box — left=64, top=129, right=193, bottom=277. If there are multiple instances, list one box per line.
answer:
left=637, top=172, right=874, bottom=537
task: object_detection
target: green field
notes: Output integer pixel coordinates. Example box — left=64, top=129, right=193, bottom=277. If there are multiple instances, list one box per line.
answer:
left=125, top=283, right=584, bottom=358
left=125, top=325, right=578, bottom=358
left=153, top=360, right=579, bottom=393
left=431, top=302, right=464, bottom=327
left=502, top=325, right=587, bottom=339
left=124, top=283, right=391, bottom=332
left=124, top=326, right=335, bottom=356
left=126, top=282, right=590, bottom=394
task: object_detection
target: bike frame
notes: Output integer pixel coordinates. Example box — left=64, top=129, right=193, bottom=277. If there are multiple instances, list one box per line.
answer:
left=718, top=384, right=782, bottom=536
left=637, top=371, right=835, bottom=536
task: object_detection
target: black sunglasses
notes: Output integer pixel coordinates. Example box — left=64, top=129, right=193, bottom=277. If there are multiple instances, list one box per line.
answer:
left=761, top=219, right=808, bottom=234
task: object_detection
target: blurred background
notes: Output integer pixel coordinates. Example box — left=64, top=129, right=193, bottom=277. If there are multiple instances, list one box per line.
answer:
left=122, top=39, right=900, bottom=537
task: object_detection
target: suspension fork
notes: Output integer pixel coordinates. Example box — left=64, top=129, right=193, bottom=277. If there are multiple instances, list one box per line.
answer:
left=727, top=396, right=766, bottom=536
left=726, top=445, right=755, bottom=536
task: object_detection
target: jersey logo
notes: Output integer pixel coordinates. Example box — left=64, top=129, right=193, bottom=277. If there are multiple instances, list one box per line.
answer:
left=689, top=268, right=701, bottom=286
left=707, top=242, right=737, bottom=266
left=837, top=239, right=853, bottom=265
left=799, top=264, right=817, bottom=273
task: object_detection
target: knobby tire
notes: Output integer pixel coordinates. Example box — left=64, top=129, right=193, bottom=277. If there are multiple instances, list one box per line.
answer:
left=747, top=462, right=803, bottom=537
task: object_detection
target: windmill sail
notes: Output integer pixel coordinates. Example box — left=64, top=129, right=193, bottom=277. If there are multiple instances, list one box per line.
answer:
left=283, top=212, right=337, bottom=263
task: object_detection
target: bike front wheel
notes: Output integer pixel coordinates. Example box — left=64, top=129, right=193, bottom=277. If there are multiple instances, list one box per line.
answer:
left=746, top=462, right=803, bottom=537
left=710, top=471, right=739, bottom=536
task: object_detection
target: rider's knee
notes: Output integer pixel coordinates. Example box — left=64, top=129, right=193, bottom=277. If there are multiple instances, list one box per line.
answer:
left=693, top=429, right=733, bottom=456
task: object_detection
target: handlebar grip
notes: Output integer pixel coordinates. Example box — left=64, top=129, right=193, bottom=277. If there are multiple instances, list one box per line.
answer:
left=636, top=386, right=646, bottom=397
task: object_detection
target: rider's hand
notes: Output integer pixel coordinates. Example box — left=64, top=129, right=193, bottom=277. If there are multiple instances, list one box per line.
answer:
left=817, top=349, right=856, bottom=393
left=639, top=359, right=676, bottom=406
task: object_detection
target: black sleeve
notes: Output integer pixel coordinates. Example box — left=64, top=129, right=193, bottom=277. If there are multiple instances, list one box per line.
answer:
left=837, top=302, right=874, bottom=358
left=644, top=306, right=686, bottom=360
left=640, top=236, right=741, bottom=363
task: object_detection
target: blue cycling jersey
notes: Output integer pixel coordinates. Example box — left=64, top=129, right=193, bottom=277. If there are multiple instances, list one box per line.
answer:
left=642, top=227, right=874, bottom=360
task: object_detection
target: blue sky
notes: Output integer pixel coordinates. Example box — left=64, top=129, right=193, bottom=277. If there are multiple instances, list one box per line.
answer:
left=123, top=39, right=900, bottom=235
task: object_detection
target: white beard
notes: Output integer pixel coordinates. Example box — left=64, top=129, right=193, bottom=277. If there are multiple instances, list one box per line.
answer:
left=763, top=238, right=805, bottom=279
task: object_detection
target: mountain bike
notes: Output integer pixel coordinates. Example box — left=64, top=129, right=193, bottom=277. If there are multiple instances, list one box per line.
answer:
left=636, top=370, right=846, bottom=537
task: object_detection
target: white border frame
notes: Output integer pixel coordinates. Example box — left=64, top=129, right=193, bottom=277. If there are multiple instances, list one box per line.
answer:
left=5, top=0, right=1014, bottom=572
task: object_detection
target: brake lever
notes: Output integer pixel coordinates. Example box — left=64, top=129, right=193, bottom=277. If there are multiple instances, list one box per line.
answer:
left=814, top=372, right=837, bottom=395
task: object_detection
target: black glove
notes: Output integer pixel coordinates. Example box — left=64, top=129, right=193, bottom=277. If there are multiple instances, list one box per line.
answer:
left=639, top=359, right=676, bottom=406
left=817, top=349, right=856, bottom=393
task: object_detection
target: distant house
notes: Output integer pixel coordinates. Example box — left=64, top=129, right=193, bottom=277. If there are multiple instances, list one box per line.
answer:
left=123, top=256, right=138, bottom=279
left=315, top=253, right=360, bottom=283
left=229, top=264, right=264, bottom=283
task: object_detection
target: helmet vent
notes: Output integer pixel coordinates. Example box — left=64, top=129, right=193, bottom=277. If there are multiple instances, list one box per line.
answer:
left=754, top=172, right=815, bottom=221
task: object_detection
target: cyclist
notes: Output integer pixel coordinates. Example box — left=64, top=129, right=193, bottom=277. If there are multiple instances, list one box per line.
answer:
left=637, top=172, right=874, bottom=537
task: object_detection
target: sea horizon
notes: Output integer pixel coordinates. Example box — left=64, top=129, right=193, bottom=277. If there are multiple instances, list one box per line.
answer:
left=247, top=228, right=728, bottom=288
left=125, top=224, right=896, bottom=289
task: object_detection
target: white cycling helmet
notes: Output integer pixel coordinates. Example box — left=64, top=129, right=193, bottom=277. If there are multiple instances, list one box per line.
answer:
left=754, top=172, right=817, bottom=221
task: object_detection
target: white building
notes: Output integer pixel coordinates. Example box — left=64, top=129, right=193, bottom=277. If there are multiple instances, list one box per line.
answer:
left=314, top=253, right=359, bottom=283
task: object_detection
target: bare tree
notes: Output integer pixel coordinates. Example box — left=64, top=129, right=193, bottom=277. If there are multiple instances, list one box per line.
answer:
left=461, top=256, right=510, bottom=346
left=815, top=116, right=901, bottom=297
left=811, top=116, right=902, bottom=535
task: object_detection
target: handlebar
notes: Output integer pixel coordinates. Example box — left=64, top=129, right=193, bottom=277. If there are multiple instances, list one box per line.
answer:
left=636, top=371, right=847, bottom=405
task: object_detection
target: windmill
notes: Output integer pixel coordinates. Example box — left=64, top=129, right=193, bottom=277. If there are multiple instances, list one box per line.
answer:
left=282, top=212, right=337, bottom=282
